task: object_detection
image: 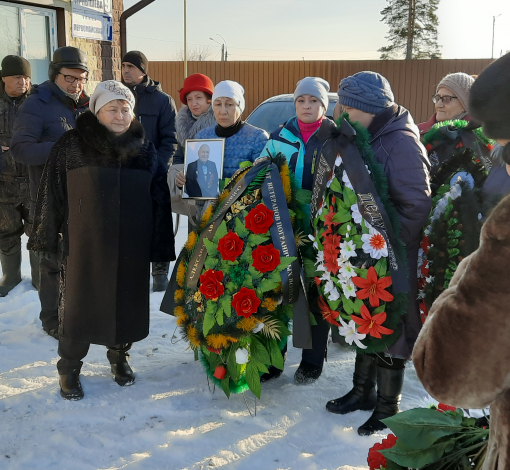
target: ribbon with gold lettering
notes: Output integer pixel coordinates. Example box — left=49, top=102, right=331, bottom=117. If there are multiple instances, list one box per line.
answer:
left=313, top=118, right=408, bottom=294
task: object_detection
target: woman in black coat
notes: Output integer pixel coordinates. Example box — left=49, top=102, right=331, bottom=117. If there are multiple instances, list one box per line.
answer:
left=28, top=80, right=175, bottom=400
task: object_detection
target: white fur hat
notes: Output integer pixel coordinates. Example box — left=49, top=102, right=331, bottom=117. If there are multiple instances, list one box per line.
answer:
left=90, top=80, right=135, bottom=115
left=212, top=80, right=245, bottom=113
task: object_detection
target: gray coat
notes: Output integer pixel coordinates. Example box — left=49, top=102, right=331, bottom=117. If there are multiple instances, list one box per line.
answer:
left=368, top=105, right=431, bottom=359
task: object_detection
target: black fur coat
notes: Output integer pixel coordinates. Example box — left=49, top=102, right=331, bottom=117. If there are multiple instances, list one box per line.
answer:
left=28, top=111, right=175, bottom=345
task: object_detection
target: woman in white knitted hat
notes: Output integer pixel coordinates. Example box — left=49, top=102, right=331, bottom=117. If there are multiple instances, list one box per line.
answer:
left=418, top=72, right=475, bottom=135
left=177, top=80, right=268, bottom=185
left=28, top=80, right=175, bottom=401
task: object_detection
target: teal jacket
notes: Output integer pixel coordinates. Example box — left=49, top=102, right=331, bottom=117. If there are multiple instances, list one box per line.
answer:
left=259, top=116, right=334, bottom=191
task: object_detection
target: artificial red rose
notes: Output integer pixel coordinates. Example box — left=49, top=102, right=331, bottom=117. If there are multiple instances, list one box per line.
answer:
left=420, top=235, right=430, bottom=255
left=231, top=287, right=261, bottom=318
left=367, top=433, right=397, bottom=470
left=217, top=231, right=244, bottom=261
left=437, top=403, right=457, bottom=413
left=199, top=269, right=225, bottom=300
left=207, top=346, right=222, bottom=354
left=213, top=365, right=227, bottom=379
left=252, top=244, right=281, bottom=273
left=245, top=204, right=274, bottom=235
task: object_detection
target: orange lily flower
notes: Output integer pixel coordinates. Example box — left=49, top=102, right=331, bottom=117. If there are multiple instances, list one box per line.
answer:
left=318, top=296, right=341, bottom=327
left=351, top=305, right=394, bottom=338
left=352, top=266, right=394, bottom=307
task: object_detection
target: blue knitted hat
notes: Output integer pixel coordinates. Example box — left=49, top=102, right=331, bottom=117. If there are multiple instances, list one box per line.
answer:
left=337, top=71, right=395, bottom=115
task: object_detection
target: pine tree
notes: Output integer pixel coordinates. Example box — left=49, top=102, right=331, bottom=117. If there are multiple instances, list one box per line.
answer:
left=379, top=0, right=442, bottom=60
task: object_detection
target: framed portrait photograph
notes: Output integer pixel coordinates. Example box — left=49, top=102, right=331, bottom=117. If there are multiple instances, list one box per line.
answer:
left=182, top=139, right=225, bottom=199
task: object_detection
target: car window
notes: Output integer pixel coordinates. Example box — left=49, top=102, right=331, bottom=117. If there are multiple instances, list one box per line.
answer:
left=247, top=98, right=338, bottom=135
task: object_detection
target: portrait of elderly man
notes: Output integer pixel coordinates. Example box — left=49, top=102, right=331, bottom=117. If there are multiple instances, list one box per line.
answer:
left=185, top=143, right=219, bottom=198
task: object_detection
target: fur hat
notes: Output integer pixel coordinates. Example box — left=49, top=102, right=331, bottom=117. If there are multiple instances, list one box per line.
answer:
left=469, top=53, right=510, bottom=141
left=338, top=71, right=394, bottom=115
left=294, top=77, right=330, bottom=110
left=1, top=55, right=31, bottom=78
left=178, top=74, right=214, bottom=105
left=437, top=72, right=474, bottom=113
left=90, top=80, right=136, bottom=115
left=212, top=80, right=245, bottom=113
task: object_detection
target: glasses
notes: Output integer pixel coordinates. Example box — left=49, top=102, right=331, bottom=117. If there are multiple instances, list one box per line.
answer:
left=59, top=73, right=88, bottom=84
left=432, top=94, right=458, bottom=104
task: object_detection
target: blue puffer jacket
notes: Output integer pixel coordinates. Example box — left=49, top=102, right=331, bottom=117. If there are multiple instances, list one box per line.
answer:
left=195, top=123, right=268, bottom=178
left=11, top=80, right=89, bottom=205
left=127, top=76, right=178, bottom=168
left=259, top=116, right=334, bottom=191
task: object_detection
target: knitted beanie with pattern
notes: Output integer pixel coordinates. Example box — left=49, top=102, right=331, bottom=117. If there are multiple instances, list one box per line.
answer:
left=337, top=71, right=394, bottom=115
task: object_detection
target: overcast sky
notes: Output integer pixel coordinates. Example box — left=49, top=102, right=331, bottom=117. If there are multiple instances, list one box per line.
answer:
left=124, top=0, right=510, bottom=61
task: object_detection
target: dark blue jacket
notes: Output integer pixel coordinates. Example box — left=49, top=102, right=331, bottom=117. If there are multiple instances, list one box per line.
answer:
left=11, top=80, right=89, bottom=204
left=261, top=116, right=334, bottom=192
left=368, top=105, right=431, bottom=359
left=128, top=76, right=178, bottom=168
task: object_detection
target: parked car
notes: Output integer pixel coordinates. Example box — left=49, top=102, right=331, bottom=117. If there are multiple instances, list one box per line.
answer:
left=246, top=93, right=339, bottom=134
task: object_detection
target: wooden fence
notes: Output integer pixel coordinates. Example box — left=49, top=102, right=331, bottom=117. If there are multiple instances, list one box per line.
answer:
left=148, top=59, right=492, bottom=124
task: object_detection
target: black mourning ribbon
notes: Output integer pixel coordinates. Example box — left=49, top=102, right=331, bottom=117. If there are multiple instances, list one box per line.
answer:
left=161, top=160, right=312, bottom=349
left=311, top=118, right=408, bottom=294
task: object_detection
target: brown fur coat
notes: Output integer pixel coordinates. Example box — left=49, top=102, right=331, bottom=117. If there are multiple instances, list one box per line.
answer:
left=413, top=193, right=510, bottom=470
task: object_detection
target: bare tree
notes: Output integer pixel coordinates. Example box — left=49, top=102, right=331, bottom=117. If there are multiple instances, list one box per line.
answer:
left=379, top=0, right=442, bottom=60
left=173, top=45, right=212, bottom=61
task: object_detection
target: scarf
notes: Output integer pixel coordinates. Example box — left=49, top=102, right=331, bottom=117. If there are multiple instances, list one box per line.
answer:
left=215, top=118, right=245, bottom=138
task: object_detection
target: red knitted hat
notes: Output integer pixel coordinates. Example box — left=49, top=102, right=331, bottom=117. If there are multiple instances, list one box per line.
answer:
left=178, top=74, right=214, bottom=105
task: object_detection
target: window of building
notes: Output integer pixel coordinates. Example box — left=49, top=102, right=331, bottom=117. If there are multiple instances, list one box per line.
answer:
left=0, top=2, right=57, bottom=85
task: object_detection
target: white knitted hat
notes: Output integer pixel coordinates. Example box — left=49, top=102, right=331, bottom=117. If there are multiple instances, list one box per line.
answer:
left=212, top=80, right=245, bottom=113
left=90, top=80, right=135, bottom=115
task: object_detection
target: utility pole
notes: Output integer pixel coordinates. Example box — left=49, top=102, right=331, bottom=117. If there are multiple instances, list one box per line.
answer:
left=221, top=44, right=225, bottom=62
left=492, top=14, right=502, bottom=60
left=406, top=0, right=416, bottom=60
left=184, top=0, right=187, bottom=78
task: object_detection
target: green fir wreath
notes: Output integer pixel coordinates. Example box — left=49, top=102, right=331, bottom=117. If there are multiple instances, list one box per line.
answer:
left=171, top=155, right=307, bottom=398
left=307, top=115, right=408, bottom=354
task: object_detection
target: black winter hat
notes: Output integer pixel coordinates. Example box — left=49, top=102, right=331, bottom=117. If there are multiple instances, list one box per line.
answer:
left=122, top=51, right=148, bottom=74
left=0, top=55, right=31, bottom=78
left=469, top=52, right=510, bottom=140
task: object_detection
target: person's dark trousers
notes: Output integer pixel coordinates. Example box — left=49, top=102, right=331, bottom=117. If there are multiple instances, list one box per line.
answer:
left=302, top=309, right=331, bottom=367
left=57, top=337, right=133, bottom=375
left=38, top=251, right=60, bottom=331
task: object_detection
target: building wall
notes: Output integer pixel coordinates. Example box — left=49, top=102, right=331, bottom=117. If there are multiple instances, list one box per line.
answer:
left=7, top=0, right=123, bottom=92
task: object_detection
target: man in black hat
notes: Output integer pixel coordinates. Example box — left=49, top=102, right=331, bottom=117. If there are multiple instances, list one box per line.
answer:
left=122, top=50, right=178, bottom=292
left=0, top=55, right=36, bottom=297
left=11, top=46, right=90, bottom=339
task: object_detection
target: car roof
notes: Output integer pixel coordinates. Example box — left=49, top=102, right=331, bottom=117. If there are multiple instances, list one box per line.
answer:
left=259, top=93, right=338, bottom=104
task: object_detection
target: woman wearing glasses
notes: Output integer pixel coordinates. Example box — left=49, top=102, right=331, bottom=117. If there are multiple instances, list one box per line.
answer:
left=10, top=46, right=91, bottom=340
left=418, top=72, right=475, bottom=135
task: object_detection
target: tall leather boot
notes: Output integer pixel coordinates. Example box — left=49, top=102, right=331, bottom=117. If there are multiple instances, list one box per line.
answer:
left=29, top=250, right=40, bottom=291
left=357, top=358, right=405, bottom=436
left=326, top=353, right=377, bottom=414
left=0, top=244, right=22, bottom=297
left=152, top=261, right=169, bottom=292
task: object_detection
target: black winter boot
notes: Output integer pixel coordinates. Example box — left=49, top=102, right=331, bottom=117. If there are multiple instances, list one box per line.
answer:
left=326, top=353, right=377, bottom=414
left=107, top=345, right=135, bottom=386
left=152, top=262, right=169, bottom=292
left=357, top=358, right=405, bottom=436
left=0, top=245, right=22, bottom=297
left=59, top=373, right=84, bottom=400
left=294, top=359, right=323, bottom=385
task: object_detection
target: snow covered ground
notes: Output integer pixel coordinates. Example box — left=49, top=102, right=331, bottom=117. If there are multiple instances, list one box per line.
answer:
left=0, top=218, right=434, bottom=470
